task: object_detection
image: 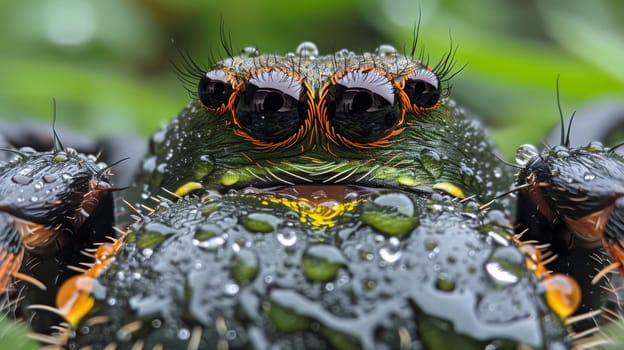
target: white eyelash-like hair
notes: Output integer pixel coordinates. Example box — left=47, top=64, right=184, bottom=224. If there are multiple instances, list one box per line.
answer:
left=249, top=70, right=302, bottom=100
left=337, top=70, right=394, bottom=104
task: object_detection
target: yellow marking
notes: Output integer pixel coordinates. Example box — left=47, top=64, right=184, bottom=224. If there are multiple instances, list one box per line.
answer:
left=174, top=181, right=203, bottom=197
left=262, top=196, right=362, bottom=229
left=220, top=171, right=240, bottom=186
left=432, top=182, right=465, bottom=199
left=397, top=175, right=419, bottom=187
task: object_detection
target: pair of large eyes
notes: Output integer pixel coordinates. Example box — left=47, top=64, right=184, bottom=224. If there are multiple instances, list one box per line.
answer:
left=197, top=68, right=440, bottom=146
left=199, top=70, right=305, bottom=144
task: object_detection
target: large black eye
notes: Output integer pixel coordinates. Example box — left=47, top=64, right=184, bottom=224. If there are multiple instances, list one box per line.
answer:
left=234, top=71, right=307, bottom=143
left=198, top=70, right=234, bottom=110
left=327, top=70, right=400, bottom=144
left=403, top=68, right=440, bottom=110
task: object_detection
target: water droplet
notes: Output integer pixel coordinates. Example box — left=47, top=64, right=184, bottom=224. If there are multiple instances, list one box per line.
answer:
left=43, top=174, right=58, bottom=183
left=586, top=141, right=604, bottom=152
left=552, top=145, right=569, bottom=158
left=435, top=272, right=456, bottom=292
left=194, top=235, right=226, bottom=250
left=374, top=44, right=397, bottom=56
left=343, top=189, right=360, bottom=201
left=485, top=246, right=526, bottom=287
left=193, top=154, right=215, bottom=179
left=241, top=46, right=260, bottom=57
left=29, top=196, right=38, bottom=202
left=420, top=150, right=442, bottom=178
left=230, top=249, right=259, bottom=284
left=359, top=250, right=374, bottom=261
left=107, top=297, right=117, bottom=306
left=53, top=152, right=68, bottom=162
left=192, top=228, right=226, bottom=250
left=151, top=319, right=162, bottom=328
left=361, top=192, right=419, bottom=238
left=116, top=328, right=132, bottom=341
left=334, top=48, right=354, bottom=58
left=295, top=41, right=319, bottom=57
left=424, top=239, right=438, bottom=251
left=241, top=213, right=281, bottom=233
left=231, top=243, right=240, bottom=253
left=266, top=299, right=310, bottom=332
left=277, top=229, right=297, bottom=247
left=224, top=283, right=240, bottom=295
left=515, top=144, right=539, bottom=166
left=428, top=203, right=443, bottom=213
left=201, top=204, right=220, bottom=216
left=142, top=248, right=153, bottom=258
left=583, top=173, right=595, bottom=181
left=379, top=237, right=402, bottom=263
left=177, top=328, right=191, bottom=340
left=226, top=329, right=237, bottom=340
left=302, top=245, right=346, bottom=282
left=156, top=162, right=167, bottom=173
left=137, top=228, right=172, bottom=250
left=486, top=229, right=511, bottom=246
left=11, top=174, right=33, bottom=185
left=18, top=146, right=36, bottom=154
left=365, top=279, right=376, bottom=290
left=493, top=167, right=503, bottom=178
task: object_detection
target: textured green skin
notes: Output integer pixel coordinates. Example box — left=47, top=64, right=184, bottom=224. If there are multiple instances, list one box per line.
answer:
left=131, top=53, right=510, bottom=204
left=67, top=52, right=572, bottom=348
left=134, top=99, right=506, bottom=203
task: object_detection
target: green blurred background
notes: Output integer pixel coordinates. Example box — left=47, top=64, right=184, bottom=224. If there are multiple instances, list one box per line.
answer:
left=1, top=0, right=623, bottom=156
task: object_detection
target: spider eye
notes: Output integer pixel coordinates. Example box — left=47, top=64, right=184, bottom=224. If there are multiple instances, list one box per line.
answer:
left=404, top=68, right=440, bottom=110
left=234, top=70, right=307, bottom=143
left=198, top=70, right=234, bottom=110
left=327, top=70, right=400, bottom=144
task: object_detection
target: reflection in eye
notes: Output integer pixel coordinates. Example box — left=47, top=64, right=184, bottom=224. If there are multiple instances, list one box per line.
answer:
left=326, top=70, right=401, bottom=145
left=404, top=68, right=440, bottom=110
left=198, top=70, right=234, bottom=110
left=234, top=70, right=308, bottom=144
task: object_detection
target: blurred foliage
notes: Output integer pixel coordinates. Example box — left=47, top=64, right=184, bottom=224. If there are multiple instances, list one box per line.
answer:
left=0, top=317, right=38, bottom=350
left=0, top=0, right=623, bottom=158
